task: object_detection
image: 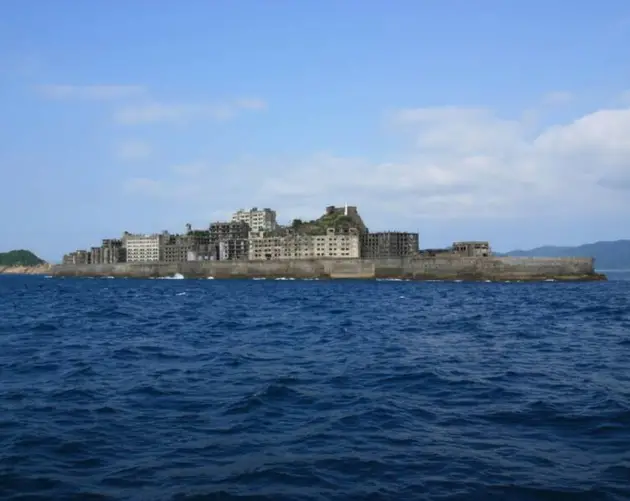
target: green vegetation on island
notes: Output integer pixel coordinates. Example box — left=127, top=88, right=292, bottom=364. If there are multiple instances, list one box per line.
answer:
left=502, top=240, right=630, bottom=270
left=290, top=211, right=359, bottom=235
left=0, top=249, right=46, bottom=267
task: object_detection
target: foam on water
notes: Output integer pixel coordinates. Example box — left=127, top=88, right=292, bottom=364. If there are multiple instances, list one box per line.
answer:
left=157, top=273, right=185, bottom=280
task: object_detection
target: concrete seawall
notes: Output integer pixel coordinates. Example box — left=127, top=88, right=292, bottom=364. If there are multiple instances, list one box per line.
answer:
left=50, top=256, right=606, bottom=281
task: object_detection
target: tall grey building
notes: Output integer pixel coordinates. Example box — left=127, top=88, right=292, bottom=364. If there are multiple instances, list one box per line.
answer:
left=232, top=207, right=277, bottom=232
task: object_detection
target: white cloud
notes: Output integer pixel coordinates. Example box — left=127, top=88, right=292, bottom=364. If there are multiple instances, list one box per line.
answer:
left=121, top=101, right=630, bottom=226
left=391, top=106, right=526, bottom=154
left=36, top=84, right=146, bottom=100
left=115, top=140, right=152, bottom=160
left=114, top=98, right=267, bottom=125
left=535, top=109, right=630, bottom=153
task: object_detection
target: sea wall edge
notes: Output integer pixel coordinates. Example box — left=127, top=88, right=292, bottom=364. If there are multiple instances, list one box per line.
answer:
left=49, top=256, right=607, bottom=281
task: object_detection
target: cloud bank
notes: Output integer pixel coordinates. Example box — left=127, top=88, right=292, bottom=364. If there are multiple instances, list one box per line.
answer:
left=122, top=101, right=630, bottom=227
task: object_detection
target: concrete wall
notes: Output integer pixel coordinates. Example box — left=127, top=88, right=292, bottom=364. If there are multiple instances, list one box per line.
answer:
left=50, top=255, right=602, bottom=281
left=401, top=255, right=595, bottom=280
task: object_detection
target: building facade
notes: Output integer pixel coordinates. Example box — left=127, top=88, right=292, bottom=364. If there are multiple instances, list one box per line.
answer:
left=58, top=204, right=500, bottom=266
left=90, top=246, right=102, bottom=265
left=231, top=207, right=277, bottom=232
left=102, top=239, right=125, bottom=264
left=209, top=221, right=250, bottom=241
left=210, top=239, right=249, bottom=261
left=452, top=241, right=491, bottom=257
left=361, top=232, right=419, bottom=258
left=162, top=234, right=193, bottom=263
left=206, top=221, right=250, bottom=260
left=62, top=250, right=90, bottom=265
left=124, top=232, right=165, bottom=263
left=249, top=227, right=360, bottom=260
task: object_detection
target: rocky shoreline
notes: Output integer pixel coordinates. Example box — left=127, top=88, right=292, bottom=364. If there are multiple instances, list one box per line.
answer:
left=0, top=264, right=52, bottom=275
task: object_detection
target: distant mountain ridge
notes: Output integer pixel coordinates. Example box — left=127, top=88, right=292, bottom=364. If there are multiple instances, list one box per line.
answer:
left=500, top=240, right=630, bottom=270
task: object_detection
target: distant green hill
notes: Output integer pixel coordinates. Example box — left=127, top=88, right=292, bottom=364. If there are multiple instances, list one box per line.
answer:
left=501, top=240, right=630, bottom=270
left=0, top=249, right=46, bottom=266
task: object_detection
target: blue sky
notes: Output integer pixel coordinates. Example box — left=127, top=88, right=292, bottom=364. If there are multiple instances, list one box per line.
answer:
left=1, top=1, right=630, bottom=261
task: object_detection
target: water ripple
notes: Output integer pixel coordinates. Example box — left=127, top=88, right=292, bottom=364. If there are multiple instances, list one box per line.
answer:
left=1, top=275, right=629, bottom=500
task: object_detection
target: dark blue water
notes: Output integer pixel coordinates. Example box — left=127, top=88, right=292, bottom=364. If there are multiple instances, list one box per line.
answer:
left=1, top=275, right=630, bottom=501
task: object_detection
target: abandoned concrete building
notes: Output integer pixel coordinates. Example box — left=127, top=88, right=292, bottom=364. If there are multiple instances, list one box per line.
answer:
left=360, top=232, right=419, bottom=258
left=101, top=239, right=125, bottom=264
left=90, top=246, right=102, bottom=265
left=124, top=232, right=167, bottom=263
left=60, top=204, right=493, bottom=265
left=162, top=234, right=193, bottom=263
left=418, top=241, right=492, bottom=257
left=62, top=249, right=90, bottom=265
left=209, top=221, right=250, bottom=240
left=452, top=241, right=491, bottom=257
left=249, top=227, right=361, bottom=260
left=232, top=207, right=277, bottom=232
left=206, top=221, right=250, bottom=260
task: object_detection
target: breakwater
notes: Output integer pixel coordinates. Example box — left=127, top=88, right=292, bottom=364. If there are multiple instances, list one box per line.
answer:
left=50, top=256, right=606, bottom=281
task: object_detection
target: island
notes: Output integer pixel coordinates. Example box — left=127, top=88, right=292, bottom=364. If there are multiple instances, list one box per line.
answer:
left=0, top=250, right=51, bottom=275
left=52, top=204, right=607, bottom=282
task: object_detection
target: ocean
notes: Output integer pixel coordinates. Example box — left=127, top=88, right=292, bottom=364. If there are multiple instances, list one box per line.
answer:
left=1, top=274, right=629, bottom=501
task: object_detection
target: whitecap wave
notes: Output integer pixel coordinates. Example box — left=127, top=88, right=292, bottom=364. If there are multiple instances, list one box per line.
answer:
left=158, top=273, right=185, bottom=280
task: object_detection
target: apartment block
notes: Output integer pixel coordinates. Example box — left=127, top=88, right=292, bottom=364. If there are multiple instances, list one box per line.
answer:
left=162, top=234, right=193, bottom=263
left=312, top=227, right=360, bottom=258
left=218, top=239, right=249, bottom=260
left=232, top=207, right=277, bottom=232
left=361, top=232, right=419, bottom=258
left=249, top=227, right=360, bottom=260
left=209, top=221, right=250, bottom=241
left=124, top=232, right=166, bottom=263
left=249, top=233, right=313, bottom=260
